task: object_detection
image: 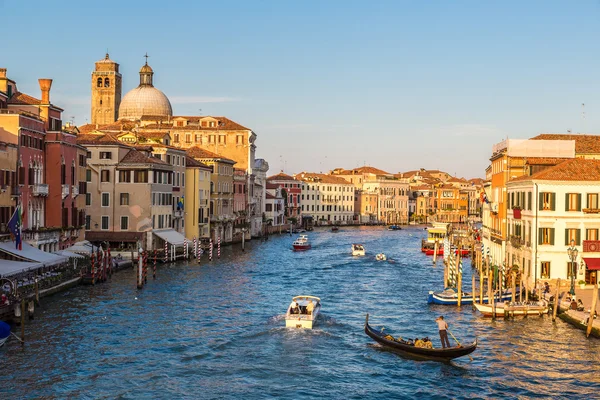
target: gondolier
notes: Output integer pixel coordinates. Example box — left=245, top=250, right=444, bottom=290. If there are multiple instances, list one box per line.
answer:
left=436, top=316, right=451, bottom=348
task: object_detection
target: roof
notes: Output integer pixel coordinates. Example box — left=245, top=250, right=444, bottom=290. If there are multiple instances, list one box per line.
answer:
left=267, top=172, right=298, bottom=182
left=266, top=192, right=278, bottom=199
left=8, top=91, right=41, bottom=105
left=333, top=166, right=391, bottom=176
left=294, top=172, right=353, bottom=185
left=266, top=183, right=279, bottom=189
left=143, top=116, right=251, bottom=131
left=185, top=156, right=210, bottom=169
left=524, top=157, right=569, bottom=166
left=78, top=121, right=138, bottom=134
left=120, top=149, right=168, bottom=165
left=530, top=134, right=600, bottom=154
left=186, top=146, right=235, bottom=163
left=511, top=158, right=600, bottom=182
left=76, top=133, right=126, bottom=146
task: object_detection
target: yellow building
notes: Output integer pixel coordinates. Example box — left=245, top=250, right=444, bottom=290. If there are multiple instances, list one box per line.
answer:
left=187, top=146, right=235, bottom=243
left=433, top=184, right=468, bottom=223
left=0, top=141, right=17, bottom=235
left=184, top=156, right=212, bottom=240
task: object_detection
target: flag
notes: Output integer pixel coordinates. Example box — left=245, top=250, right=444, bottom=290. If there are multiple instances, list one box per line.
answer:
left=178, top=195, right=184, bottom=211
left=7, top=206, right=22, bottom=250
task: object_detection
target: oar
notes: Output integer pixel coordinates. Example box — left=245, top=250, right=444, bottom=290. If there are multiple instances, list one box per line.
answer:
left=447, top=329, right=473, bottom=361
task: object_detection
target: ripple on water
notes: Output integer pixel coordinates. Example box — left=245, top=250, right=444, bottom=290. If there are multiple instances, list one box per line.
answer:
left=1, top=226, right=599, bottom=399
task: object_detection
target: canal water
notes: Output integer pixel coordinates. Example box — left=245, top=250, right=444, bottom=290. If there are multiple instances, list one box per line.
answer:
left=2, top=226, right=599, bottom=399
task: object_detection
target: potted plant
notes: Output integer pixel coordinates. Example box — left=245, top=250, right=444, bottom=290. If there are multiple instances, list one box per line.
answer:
left=578, top=280, right=586, bottom=289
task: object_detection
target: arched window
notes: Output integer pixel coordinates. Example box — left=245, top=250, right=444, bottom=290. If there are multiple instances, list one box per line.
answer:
left=104, top=78, right=110, bottom=87
left=97, top=78, right=102, bottom=87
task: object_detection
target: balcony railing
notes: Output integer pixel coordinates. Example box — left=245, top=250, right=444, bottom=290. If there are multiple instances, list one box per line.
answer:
left=62, top=184, right=69, bottom=199
left=583, top=208, right=600, bottom=214
left=199, top=199, right=208, bottom=205
left=32, top=184, right=49, bottom=197
left=583, top=240, right=600, bottom=252
left=509, top=235, right=524, bottom=249
left=71, top=185, right=79, bottom=196
left=173, top=209, right=183, bottom=218
left=199, top=217, right=209, bottom=224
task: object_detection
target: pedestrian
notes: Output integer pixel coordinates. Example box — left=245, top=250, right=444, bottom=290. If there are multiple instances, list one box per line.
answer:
left=436, top=316, right=451, bottom=348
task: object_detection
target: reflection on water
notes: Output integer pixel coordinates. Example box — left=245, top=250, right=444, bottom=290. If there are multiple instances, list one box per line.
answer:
left=1, top=226, right=599, bottom=399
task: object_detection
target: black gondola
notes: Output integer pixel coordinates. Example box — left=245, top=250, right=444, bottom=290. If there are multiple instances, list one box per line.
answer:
left=364, top=314, right=477, bottom=361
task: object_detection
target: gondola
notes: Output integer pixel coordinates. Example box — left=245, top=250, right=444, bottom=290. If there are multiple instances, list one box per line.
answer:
left=364, top=314, right=477, bottom=361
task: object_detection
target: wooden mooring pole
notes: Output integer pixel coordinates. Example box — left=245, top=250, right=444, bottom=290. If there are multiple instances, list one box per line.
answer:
left=552, top=278, right=561, bottom=321
left=587, top=283, right=598, bottom=337
left=20, top=298, right=25, bottom=347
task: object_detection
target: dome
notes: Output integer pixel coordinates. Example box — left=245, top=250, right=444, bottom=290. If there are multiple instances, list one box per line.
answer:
left=118, top=86, right=172, bottom=121
left=118, top=60, right=172, bottom=121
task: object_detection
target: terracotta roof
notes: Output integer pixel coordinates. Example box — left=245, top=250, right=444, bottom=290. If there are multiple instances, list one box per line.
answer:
left=512, top=158, right=600, bottom=182
left=78, top=121, right=137, bottom=134
left=530, top=134, right=600, bottom=154
left=185, top=156, right=210, bottom=169
left=144, top=116, right=251, bottom=131
left=8, top=91, right=41, bottom=105
left=267, top=172, right=298, bottom=182
left=468, top=178, right=485, bottom=185
left=186, top=146, right=235, bottom=163
left=447, top=177, right=467, bottom=183
left=266, top=183, right=279, bottom=190
left=120, top=149, right=168, bottom=165
left=76, top=133, right=125, bottom=146
left=334, top=166, right=391, bottom=176
left=266, top=192, right=278, bottom=200
left=294, top=172, right=353, bottom=185
left=524, top=157, right=570, bottom=166
left=411, top=185, right=432, bottom=190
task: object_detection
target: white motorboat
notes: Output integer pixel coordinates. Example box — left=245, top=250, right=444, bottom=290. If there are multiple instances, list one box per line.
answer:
left=285, top=295, right=322, bottom=329
left=474, top=300, right=549, bottom=317
left=375, top=253, right=387, bottom=261
left=352, top=244, right=365, bottom=256
left=292, top=235, right=311, bottom=251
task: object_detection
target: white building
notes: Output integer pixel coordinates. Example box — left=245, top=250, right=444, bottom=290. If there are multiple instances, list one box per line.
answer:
left=506, top=158, right=600, bottom=290
left=265, top=184, right=285, bottom=229
left=252, top=159, right=269, bottom=237
left=296, top=172, right=354, bottom=225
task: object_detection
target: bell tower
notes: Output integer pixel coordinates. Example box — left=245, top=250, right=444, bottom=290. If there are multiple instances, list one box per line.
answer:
left=91, top=53, right=122, bottom=125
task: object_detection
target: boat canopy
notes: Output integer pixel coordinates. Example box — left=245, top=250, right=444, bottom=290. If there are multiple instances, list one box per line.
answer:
left=293, top=295, right=321, bottom=302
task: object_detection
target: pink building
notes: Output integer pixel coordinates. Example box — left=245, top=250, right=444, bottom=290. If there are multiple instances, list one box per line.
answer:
left=266, top=172, right=302, bottom=222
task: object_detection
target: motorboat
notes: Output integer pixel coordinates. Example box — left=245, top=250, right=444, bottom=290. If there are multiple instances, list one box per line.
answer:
left=292, top=234, right=311, bottom=251
left=285, top=295, right=322, bottom=329
left=427, top=288, right=519, bottom=305
left=364, top=314, right=477, bottom=361
left=474, top=300, right=548, bottom=317
left=387, top=225, right=401, bottom=231
left=331, top=226, right=339, bottom=232
left=352, top=244, right=365, bottom=256
left=375, top=253, right=387, bottom=261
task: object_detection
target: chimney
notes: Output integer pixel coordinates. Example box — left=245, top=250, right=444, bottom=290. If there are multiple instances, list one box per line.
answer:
left=38, top=78, right=53, bottom=104
left=0, top=68, right=7, bottom=94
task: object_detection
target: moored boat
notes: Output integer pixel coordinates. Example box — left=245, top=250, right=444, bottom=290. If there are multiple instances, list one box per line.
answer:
left=285, top=295, right=321, bottom=329
left=364, top=314, right=477, bottom=360
left=292, top=234, right=311, bottom=251
left=474, top=300, right=548, bottom=317
left=0, top=320, right=10, bottom=347
left=352, top=244, right=365, bottom=256
left=427, top=288, right=517, bottom=305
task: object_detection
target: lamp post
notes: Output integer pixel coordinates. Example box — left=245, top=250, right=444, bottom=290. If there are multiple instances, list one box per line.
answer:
left=567, top=239, right=578, bottom=296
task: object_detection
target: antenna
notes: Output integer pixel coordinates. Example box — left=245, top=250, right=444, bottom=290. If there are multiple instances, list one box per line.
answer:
left=582, top=103, right=585, bottom=134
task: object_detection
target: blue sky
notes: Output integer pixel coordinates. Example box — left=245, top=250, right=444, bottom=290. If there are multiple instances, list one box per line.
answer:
left=2, top=0, right=600, bottom=178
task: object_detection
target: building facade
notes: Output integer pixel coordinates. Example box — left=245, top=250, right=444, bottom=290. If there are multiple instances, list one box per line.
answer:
left=184, top=156, right=211, bottom=240
left=296, top=172, right=354, bottom=224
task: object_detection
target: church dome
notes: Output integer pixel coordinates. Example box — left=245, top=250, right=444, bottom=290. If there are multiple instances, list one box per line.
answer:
left=118, top=60, right=172, bottom=121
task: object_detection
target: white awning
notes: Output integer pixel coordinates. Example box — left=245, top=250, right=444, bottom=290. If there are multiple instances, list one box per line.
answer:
left=54, top=250, right=86, bottom=259
left=63, top=241, right=93, bottom=254
left=0, top=260, right=43, bottom=278
left=153, top=229, right=187, bottom=246
left=0, top=241, right=68, bottom=267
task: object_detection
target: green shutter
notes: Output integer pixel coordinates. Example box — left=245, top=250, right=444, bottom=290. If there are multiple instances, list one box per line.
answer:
left=577, top=194, right=582, bottom=211
left=538, top=228, right=543, bottom=245
left=539, top=193, right=543, bottom=210
left=565, top=229, right=569, bottom=246
left=550, top=228, right=555, bottom=245
left=528, top=192, right=532, bottom=210
left=576, top=229, right=581, bottom=246
left=565, top=193, right=570, bottom=211
left=586, top=193, right=590, bottom=209
left=551, top=193, right=556, bottom=211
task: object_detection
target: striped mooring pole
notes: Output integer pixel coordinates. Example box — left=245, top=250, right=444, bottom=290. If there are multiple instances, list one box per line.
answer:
left=217, top=235, right=221, bottom=259
left=209, top=239, right=213, bottom=261
left=153, top=249, right=157, bottom=279
left=164, top=241, right=168, bottom=263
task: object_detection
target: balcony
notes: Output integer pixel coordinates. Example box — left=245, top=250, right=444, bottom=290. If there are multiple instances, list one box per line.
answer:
left=32, top=184, right=49, bottom=197
left=173, top=209, right=183, bottom=218
left=62, top=184, right=70, bottom=199
left=199, top=217, right=209, bottom=225
left=71, top=185, right=79, bottom=196
left=583, top=240, right=600, bottom=252
left=509, top=235, right=524, bottom=249
left=583, top=208, right=600, bottom=214
left=199, top=199, right=209, bottom=206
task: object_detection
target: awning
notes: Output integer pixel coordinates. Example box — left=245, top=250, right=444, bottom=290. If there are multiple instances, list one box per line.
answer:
left=54, top=250, right=85, bottom=259
left=63, top=241, right=93, bottom=254
left=86, top=231, right=144, bottom=243
left=583, top=257, right=600, bottom=271
left=0, top=260, right=43, bottom=278
left=153, top=229, right=187, bottom=246
left=0, top=241, right=68, bottom=267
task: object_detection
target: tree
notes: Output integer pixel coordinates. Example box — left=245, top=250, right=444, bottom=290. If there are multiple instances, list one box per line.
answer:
left=281, top=188, right=289, bottom=216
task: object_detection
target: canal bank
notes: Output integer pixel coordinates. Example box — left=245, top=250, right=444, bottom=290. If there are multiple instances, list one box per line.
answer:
left=1, top=226, right=599, bottom=399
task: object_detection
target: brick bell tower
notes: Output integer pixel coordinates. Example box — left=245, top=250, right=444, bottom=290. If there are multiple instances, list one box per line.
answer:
left=91, top=53, right=122, bottom=125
